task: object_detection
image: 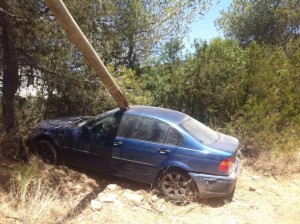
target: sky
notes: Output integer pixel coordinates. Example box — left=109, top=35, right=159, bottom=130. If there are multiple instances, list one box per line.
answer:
left=183, top=0, right=233, bottom=49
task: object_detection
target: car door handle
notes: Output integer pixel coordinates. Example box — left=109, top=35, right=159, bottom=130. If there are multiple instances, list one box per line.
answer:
left=113, top=141, right=123, bottom=147
left=157, top=149, right=170, bottom=155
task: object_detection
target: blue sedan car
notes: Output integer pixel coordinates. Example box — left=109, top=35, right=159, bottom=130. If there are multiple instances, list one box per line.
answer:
left=28, top=106, right=240, bottom=201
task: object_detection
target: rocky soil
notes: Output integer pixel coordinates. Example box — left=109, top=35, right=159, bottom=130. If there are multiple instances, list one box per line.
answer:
left=66, top=166, right=300, bottom=224
left=1, top=159, right=299, bottom=224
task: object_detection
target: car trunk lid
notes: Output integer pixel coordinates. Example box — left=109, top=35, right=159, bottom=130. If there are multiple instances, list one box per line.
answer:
left=209, top=133, right=239, bottom=154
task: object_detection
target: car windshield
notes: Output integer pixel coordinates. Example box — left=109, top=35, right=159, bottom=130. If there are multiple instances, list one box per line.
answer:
left=180, top=117, right=220, bottom=145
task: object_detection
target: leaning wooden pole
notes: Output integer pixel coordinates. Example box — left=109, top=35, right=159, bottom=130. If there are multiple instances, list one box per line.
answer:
left=44, top=0, right=129, bottom=110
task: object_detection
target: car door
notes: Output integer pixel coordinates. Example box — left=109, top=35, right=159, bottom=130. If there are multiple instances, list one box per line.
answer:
left=112, top=115, right=182, bottom=181
left=64, top=111, right=122, bottom=171
left=86, top=114, right=120, bottom=171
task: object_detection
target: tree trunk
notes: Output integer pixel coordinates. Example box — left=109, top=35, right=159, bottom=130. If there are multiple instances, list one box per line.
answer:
left=127, top=39, right=134, bottom=69
left=0, top=0, right=19, bottom=132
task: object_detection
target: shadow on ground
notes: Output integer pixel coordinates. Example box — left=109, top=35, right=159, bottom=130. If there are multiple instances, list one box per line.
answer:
left=54, top=164, right=227, bottom=222
left=50, top=165, right=151, bottom=223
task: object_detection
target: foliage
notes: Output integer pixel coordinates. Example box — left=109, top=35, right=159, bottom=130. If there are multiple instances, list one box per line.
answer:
left=108, top=65, right=153, bottom=106
left=231, top=42, right=300, bottom=154
left=0, top=0, right=299, bottom=159
left=81, top=0, right=214, bottom=68
left=148, top=38, right=248, bottom=125
left=0, top=0, right=213, bottom=135
left=56, top=0, right=215, bottom=70
left=217, top=0, right=300, bottom=46
left=146, top=38, right=300, bottom=154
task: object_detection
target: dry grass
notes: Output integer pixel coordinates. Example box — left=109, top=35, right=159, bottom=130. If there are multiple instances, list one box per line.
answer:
left=0, top=180, right=63, bottom=224
left=0, top=160, right=67, bottom=224
left=242, top=149, right=300, bottom=176
left=0, top=150, right=300, bottom=224
left=0, top=155, right=103, bottom=224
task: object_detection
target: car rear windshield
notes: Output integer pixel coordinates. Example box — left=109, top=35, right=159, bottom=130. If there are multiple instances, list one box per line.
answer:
left=180, top=117, right=220, bottom=145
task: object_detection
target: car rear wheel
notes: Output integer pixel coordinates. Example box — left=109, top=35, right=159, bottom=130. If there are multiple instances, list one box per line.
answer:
left=33, top=139, right=59, bottom=165
left=160, top=169, right=195, bottom=202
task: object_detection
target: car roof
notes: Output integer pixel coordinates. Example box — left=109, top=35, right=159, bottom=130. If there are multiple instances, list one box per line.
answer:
left=123, top=105, right=188, bottom=124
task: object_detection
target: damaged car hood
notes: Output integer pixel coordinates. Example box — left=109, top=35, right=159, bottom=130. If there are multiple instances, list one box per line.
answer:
left=34, top=116, right=91, bottom=130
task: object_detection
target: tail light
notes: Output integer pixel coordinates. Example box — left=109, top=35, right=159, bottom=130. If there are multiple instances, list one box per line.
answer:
left=218, top=157, right=235, bottom=174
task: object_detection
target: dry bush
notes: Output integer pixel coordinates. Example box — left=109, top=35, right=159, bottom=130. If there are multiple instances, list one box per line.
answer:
left=3, top=181, right=62, bottom=223
left=0, top=161, right=67, bottom=224
left=238, top=125, right=300, bottom=176
left=0, top=133, right=22, bottom=158
left=242, top=150, right=300, bottom=176
left=0, top=131, right=29, bottom=163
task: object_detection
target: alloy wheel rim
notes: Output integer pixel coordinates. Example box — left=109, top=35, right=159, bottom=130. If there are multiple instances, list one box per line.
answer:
left=162, top=173, right=189, bottom=197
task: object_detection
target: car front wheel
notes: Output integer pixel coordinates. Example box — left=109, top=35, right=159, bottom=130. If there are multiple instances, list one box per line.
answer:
left=33, top=139, right=59, bottom=165
left=160, top=169, right=195, bottom=202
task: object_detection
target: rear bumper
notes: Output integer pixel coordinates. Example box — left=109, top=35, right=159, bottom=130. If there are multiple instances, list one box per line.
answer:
left=189, top=158, right=240, bottom=198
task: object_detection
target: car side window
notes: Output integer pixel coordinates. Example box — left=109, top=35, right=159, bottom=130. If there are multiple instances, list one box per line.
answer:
left=92, top=116, right=115, bottom=135
left=91, top=111, right=122, bottom=138
left=164, top=128, right=182, bottom=146
left=118, top=115, right=138, bottom=137
left=133, top=118, right=168, bottom=143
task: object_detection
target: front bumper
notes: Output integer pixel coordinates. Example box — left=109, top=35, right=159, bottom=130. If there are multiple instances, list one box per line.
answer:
left=189, top=158, right=240, bottom=197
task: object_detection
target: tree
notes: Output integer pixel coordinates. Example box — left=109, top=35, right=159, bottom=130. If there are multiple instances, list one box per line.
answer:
left=0, top=0, right=19, bottom=132
left=92, top=0, right=214, bottom=69
left=0, top=0, right=214, bottom=134
left=0, top=0, right=61, bottom=132
left=148, top=38, right=248, bottom=124
left=217, top=0, right=300, bottom=46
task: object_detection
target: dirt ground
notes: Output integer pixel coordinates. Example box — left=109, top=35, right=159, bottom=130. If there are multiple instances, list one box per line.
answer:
left=67, top=166, right=300, bottom=224
left=1, top=159, right=300, bottom=224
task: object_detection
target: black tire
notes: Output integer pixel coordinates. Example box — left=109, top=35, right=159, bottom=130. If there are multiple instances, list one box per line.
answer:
left=33, top=139, right=59, bottom=165
left=160, top=169, right=195, bottom=202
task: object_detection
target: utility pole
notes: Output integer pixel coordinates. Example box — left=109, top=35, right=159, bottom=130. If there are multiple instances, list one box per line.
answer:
left=44, top=0, right=129, bottom=110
